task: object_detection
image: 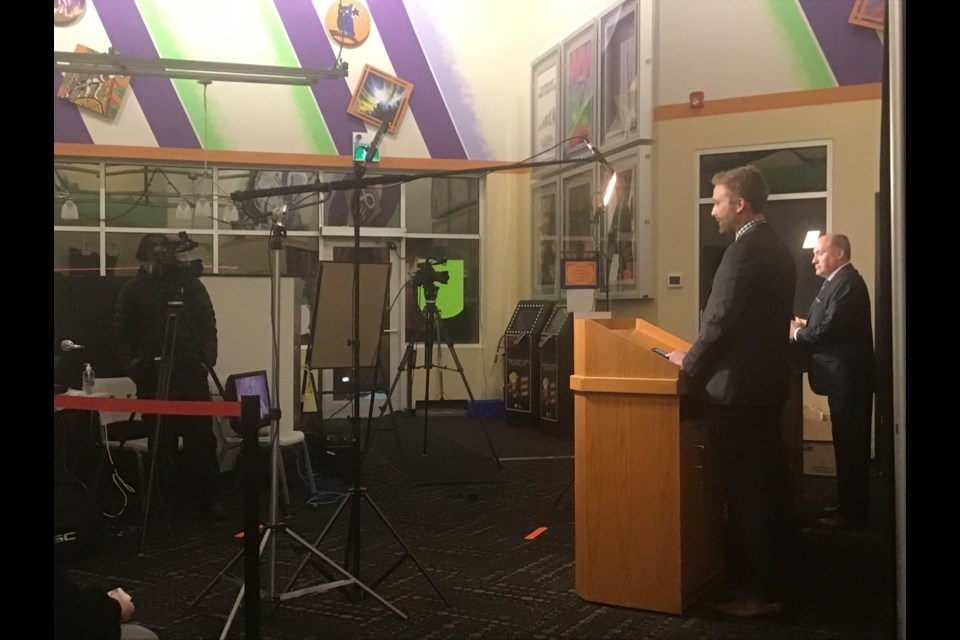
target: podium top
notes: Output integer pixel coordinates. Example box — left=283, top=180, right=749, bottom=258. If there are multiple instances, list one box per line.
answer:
left=571, top=318, right=692, bottom=396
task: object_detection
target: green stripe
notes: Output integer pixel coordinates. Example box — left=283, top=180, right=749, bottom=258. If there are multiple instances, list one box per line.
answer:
left=766, top=0, right=835, bottom=89
left=134, top=0, right=335, bottom=154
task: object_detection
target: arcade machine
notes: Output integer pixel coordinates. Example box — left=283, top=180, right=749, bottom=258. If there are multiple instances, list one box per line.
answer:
left=502, top=300, right=554, bottom=427
left=538, top=304, right=574, bottom=437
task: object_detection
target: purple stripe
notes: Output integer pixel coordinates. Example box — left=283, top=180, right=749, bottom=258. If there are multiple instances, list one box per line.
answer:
left=273, top=0, right=356, bottom=154
left=370, top=0, right=466, bottom=159
left=798, top=0, right=883, bottom=85
left=97, top=0, right=199, bottom=148
left=54, top=70, right=93, bottom=144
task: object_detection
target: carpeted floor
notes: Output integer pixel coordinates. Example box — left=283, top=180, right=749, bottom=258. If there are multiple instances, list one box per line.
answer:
left=55, top=413, right=897, bottom=639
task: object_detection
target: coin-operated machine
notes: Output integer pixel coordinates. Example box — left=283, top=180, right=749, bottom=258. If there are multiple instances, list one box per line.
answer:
left=538, top=304, right=574, bottom=437
left=502, top=300, right=555, bottom=427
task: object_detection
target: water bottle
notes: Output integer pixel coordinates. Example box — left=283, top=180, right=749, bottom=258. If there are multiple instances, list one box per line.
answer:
left=82, top=363, right=96, bottom=395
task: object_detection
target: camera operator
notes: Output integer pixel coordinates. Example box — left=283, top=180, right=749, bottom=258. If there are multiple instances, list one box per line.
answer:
left=114, top=233, right=226, bottom=520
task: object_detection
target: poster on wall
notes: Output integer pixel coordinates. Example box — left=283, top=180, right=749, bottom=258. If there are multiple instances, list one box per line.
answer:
left=562, top=22, right=597, bottom=160
left=531, top=46, right=561, bottom=166
left=347, top=65, right=414, bottom=134
left=57, top=44, right=130, bottom=119
left=532, top=179, right=560, bottom=298
left=599, top=0, right=639, bottom=148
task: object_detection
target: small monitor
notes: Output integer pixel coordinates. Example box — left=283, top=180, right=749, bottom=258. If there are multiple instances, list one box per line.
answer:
left=225, top=370, right=271, bottom=427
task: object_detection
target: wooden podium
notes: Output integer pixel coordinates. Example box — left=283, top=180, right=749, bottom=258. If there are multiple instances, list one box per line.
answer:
left=570, top=318, right=724, bottom=615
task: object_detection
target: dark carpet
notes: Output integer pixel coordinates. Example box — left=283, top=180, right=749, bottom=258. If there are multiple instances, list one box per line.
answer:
left=56, top=414, right=897, bottom=640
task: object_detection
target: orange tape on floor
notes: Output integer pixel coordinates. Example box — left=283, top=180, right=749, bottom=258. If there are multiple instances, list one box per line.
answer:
left=524, top=527, right=548, bottom=540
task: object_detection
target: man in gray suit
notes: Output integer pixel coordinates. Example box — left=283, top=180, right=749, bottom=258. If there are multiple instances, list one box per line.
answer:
left=791, top=234, right=876, bottom=528
left=668, top=165, right=796, bottom=618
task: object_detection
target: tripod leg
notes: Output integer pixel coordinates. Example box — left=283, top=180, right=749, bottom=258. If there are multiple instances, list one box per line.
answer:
left=281, top=491, right=351, bottom=595
left=378, top=341, right=419, bottom=458
left=215, top=527, right=273, bottom=640
left=362, top=492, right=450, bottom=605
left=422, top=345, right=431, bottom=457
left=435, top=320, right=502, bottom=467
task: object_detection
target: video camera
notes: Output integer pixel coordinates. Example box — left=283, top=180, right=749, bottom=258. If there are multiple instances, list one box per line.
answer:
left=412, top=258, right=450, bottom=289
left=150, top=231, right=204, bottom=285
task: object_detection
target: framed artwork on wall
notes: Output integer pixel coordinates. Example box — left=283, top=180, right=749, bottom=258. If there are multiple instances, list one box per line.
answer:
left=531, top=46, right=562, bottom=168
left=531, top=177, right=561, bottom=299
left=599, top=0, right=654, bottom=147
left=560, top=164, right=597, bottom=265
left=561, top=22, right=597, bottom=160
left=600, top=145, right=654, bottom=299
left=347, top=64, right=414, bottom=133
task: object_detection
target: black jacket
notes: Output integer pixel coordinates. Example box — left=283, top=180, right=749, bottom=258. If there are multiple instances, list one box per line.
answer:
left=684, top=223, right=797, bottom=406
left=795, top=263, right=876, bottom=397
left=114, top=267, right=217, bottom=392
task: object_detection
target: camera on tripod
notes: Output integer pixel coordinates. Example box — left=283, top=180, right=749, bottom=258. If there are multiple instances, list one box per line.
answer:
left=412, top=258, right=449, bottom=299
left=150, top=231, right=204, bottom=286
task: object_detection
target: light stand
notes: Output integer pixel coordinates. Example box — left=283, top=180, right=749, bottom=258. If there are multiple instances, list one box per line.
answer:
left=281, top=119, right=447, bottom=608
left=192, top=212, right=403, bottom=640
left=583, top=138, right=618, bottom=311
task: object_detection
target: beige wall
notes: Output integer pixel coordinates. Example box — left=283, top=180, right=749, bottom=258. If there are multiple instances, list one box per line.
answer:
left=654, top=98, right=881, bottom=412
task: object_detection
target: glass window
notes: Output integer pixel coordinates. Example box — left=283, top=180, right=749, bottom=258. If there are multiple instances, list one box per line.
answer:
left=405, top=238, right=479, bottom=343
left=54, top=231, right=101, bottom=276
left=54, top=163, right=100, bottom=227
left=323, top=172, right=401, bottom=228
left=405, top=177, right=480, bottom=234
left=107, top=231, right=214, bottom=277
left=218, top=169, right=320, bottom=231
left=699, top=146, right=827, bottom=197
left=104, top=164, right=213, bottom=230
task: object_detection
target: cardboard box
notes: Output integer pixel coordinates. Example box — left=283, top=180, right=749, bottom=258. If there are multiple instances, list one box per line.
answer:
left=803, top=441, right=836, bottom=476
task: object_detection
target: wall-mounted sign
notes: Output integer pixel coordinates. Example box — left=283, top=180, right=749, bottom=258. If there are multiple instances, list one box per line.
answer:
left=54, top=0, right=86, bottom=26
left=325, top=1, right=371, bottom=47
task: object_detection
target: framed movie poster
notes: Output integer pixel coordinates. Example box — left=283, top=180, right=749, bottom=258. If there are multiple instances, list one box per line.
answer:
left=531, top=177, right=560, bottom=298
left=599, top=0, right=653, bottom=147
left=560, top=164, right=596, bottom=265
left=531, top=46, right=561, bottom=168
left=561, top=21, right=597, bottom=160
left=599, top=145, right=654, bottom=299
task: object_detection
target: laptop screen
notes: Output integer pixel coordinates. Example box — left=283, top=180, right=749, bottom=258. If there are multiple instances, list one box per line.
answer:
left=226, top=371, right=270, bottom=427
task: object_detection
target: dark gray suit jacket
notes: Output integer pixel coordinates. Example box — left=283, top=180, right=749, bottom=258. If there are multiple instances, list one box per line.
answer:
left=684, top=223, right=797, bottom=406
left=795, top=263, right=876, bottom=397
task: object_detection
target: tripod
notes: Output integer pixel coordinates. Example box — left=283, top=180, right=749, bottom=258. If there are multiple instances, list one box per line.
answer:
left=191, top=218, right=403, bottom=640
left=379, top=280, right=502, bottom=466
left=138, top=285, right=225, bottom=557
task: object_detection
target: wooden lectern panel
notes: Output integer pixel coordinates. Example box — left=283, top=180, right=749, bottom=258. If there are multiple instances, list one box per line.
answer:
left=572, top=318, right=722, bottom=615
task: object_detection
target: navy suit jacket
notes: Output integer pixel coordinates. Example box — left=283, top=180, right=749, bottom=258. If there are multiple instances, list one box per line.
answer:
left=684, top=223, right=797, bottom=406
left=795, top=263, right=876, bottom=397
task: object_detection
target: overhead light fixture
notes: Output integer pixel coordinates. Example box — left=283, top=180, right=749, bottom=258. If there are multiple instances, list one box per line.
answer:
left=803, top=230, right=821, bottom=249
left=195, top=197, right=212, bottom=221
left=176, top=199, right=192, bottom=221
left=222, top=201, right=240, bottom=223
left=53, top=51, right=348, bottom=85
left=60, top=199, right=79, bottom=220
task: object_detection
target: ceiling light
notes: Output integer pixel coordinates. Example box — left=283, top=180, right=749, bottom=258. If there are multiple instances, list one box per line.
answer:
left=60, top=199, right=79, bottom=220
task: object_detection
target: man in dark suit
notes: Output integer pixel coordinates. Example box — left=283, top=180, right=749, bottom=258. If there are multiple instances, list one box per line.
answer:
left=791, top=234, right=876, bottom=528
left=667, top=165, right=796, bottom=618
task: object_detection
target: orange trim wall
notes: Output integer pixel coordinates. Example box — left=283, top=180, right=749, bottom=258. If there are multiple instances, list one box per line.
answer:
left=53, top=143, right=529, bottom=174
left=654, top=83, right=881, bottom=121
